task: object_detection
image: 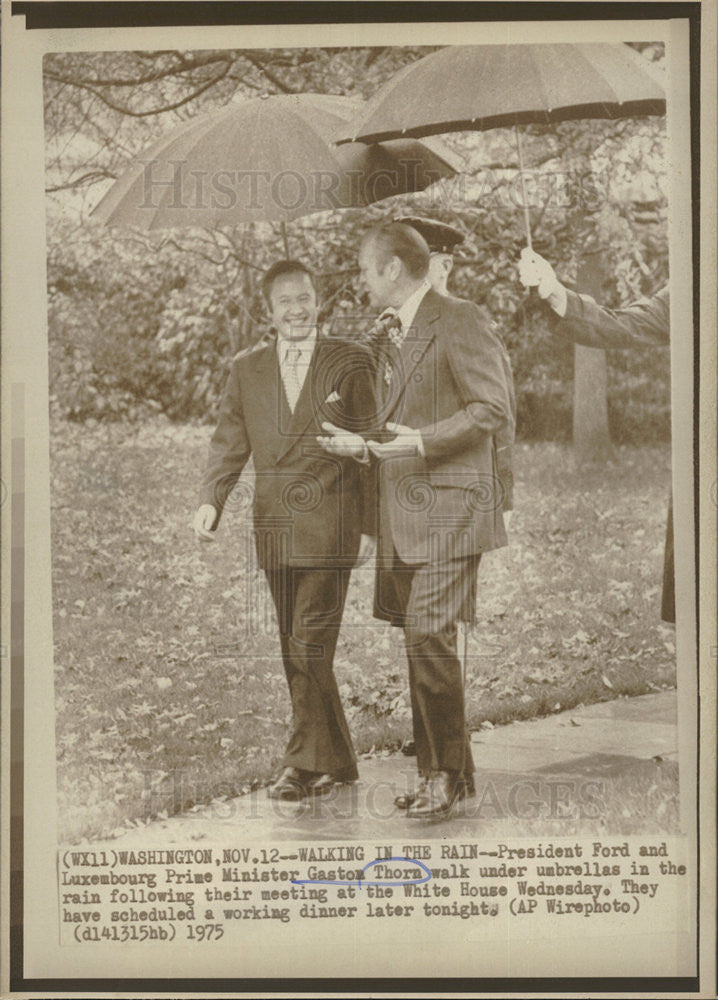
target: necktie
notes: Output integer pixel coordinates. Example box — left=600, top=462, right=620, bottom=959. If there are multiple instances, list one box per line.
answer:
left=365, top=310, right=403, bottom=387
left=282, top=345, right=303, bottom=413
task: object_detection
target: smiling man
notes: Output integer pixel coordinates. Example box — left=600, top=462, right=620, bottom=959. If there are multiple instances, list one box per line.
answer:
left=193, top=259, right=377, bottom=800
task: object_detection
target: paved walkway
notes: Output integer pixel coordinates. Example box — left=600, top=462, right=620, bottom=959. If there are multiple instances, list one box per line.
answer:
left=95, top=691, right=677, bottom=844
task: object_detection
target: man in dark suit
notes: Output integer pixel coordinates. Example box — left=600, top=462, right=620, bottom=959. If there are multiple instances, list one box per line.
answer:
left=392, top=216, right=517, bottom=761
left=519, top=248, right=673, bottom=623
left=193, top=259, right=377, bottom=800
left=320, top=223, right=513, bottom=819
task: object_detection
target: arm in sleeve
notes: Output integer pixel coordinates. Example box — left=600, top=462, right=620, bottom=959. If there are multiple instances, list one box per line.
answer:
left=419, top=301, right=512, bottom=462
left=198, top=361, right=251, bottom=528
left=555, top=287, right=670, bottom=349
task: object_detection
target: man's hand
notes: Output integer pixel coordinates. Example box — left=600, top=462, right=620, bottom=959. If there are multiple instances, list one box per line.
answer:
left=193, top=504, right=218, bottom=541
left=518, top=248, right=568, bottom=316
left=317, top=421, right=367, bottom=459
left=355, top=533, right=376, bottom=567
left=368, top=422, right=423, bottom=458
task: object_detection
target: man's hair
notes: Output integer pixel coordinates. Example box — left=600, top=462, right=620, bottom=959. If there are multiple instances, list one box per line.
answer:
left=364, top=222, right=430, bottom=279
left=262, top=259, right=316, bottom=303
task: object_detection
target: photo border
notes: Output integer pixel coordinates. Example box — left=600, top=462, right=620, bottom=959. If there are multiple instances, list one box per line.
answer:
left=2, top=1, right=713, bottom=995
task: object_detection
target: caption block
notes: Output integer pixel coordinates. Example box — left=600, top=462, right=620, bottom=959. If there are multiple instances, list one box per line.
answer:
left=57, top=837, right=689, bottom=945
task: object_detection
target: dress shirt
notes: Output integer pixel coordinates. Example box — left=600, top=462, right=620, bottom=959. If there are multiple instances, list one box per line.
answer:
left=396, top=279, right=431, bottom=335
left=277, top=328, right=317, bottom=411
left=396, top=280, right=431, bottom=455
left=354, top=282, right=432, bottom=463
left=373, top=280, right=431, bottom=458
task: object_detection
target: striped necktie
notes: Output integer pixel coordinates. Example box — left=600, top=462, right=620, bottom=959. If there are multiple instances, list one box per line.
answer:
left=369, top=310, right=403, bottom=387
left=282, top=345, right=304, bottom=413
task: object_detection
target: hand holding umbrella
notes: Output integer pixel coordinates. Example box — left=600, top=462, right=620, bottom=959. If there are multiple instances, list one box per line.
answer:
left=518, top=248, right=567, bottom=314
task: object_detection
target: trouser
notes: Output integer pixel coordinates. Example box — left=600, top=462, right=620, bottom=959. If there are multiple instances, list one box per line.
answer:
left=264, top=566, right=357, bottom=780
left=375, top=551, right=481, bottom=777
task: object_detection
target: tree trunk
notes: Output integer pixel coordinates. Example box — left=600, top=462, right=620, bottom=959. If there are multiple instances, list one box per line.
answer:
left=573, top=255, right=614, bottom=464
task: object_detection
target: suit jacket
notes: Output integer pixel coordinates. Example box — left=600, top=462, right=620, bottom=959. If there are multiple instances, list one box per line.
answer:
left=199, top=335, right=377, bottom=569
left=372, top=288, right=512, bottom=565
left=554, top=285, right=673, bottom=622
left=556, top=287, right=669, bottom=349
left=493, top=328, right=516, bottom=512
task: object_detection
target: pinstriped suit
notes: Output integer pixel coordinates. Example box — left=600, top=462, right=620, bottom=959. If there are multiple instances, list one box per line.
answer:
left=199, top=335, right=377, bottom=777
left=369, top=287, right=513, bottom=776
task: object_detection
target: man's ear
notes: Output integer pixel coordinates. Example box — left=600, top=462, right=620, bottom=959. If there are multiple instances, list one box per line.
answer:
left=444, top=257, right=454, bottom=277
left=387, top=256, right=402, bottom=281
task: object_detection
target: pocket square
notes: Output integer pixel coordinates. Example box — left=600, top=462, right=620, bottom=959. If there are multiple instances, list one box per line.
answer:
left=325, top=390, right=341, bottom=404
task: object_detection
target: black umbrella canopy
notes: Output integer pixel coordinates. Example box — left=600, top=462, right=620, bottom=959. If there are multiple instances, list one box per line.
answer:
left=338, top=43, right=666, bottom=144
left=91, top=93, right=460, bottom=231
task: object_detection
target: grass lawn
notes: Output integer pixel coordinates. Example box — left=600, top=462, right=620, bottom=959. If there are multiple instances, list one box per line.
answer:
left=51, top=419, right=676, bottom=842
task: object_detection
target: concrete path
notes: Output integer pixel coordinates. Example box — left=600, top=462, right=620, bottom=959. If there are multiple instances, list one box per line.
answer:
left=94, top=691, right=677, bottom=844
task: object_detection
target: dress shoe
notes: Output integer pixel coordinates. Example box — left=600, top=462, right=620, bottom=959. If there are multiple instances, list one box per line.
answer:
left=267, top=767, right=311, bottom=801
left=407, top=771, right=463, bottom=820
left=395, top=774, right=473, bottom=810
left=394, top=776, right=427, bottom=810
left=306, top=773, right=335, bottom=797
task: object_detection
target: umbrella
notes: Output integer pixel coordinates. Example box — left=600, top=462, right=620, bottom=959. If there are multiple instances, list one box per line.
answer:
left=337, top=43, right=666, bottom=246
left=91, top=92, right=460, bottom=234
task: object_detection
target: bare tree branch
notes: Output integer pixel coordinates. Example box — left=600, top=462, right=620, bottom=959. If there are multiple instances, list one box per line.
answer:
left=43, top=53, right=234, bottom=89
left=225, top=73, right=263, bottom=91
left=239, top=52, right=296, bottom=94
left=145, top=232, right=266, bottom=272
left=44, top=61, right=233, bottom=118
left=46, top=170, right=116, bottom=193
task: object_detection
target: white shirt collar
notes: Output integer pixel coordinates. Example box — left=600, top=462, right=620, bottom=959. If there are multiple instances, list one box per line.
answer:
left=276, top=327, right=317, bottom=362
left=396, top=279, right=431, bottom=333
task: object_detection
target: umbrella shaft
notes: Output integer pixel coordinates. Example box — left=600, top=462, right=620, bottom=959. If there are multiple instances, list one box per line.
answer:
left=514, top=127, right=532, bottom=250
left=280, top=221, right=290, bottom=257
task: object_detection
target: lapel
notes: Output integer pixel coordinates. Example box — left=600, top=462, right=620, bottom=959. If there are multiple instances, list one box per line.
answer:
left=248, top=344, right=285, bottom=455
left=385, top=288, right=442, bottom=418
left=276, top=336, right=325, bottom=464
